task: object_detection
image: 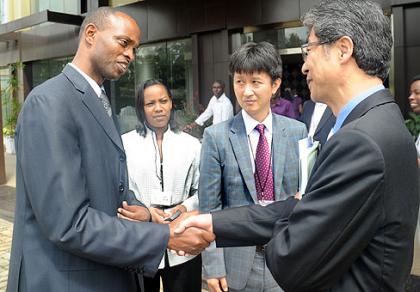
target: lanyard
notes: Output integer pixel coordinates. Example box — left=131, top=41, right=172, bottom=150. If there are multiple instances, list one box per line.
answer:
left=151, top=133, right=164, bottom=192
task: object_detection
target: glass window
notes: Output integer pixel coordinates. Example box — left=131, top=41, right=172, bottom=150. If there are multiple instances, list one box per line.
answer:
left=0, top=66, right=11, bottom=127
left=32, top=56, right=73, bottom=87
left=241, top=27, right=307, bottom=50
left=0, top=1, right=3, bottom=24
left=30, top=0, right=80, bottom=14
left=234, top=26, right=309, bottom=103
left=109, top=0, right=141, bottom=8
left=112, top=38, right=193, bottom=134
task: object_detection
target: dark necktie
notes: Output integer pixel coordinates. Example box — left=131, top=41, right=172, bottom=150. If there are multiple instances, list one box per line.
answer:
left=98, top=89, right=112, bottom=117
left=254, top=124, right=274, bottom=201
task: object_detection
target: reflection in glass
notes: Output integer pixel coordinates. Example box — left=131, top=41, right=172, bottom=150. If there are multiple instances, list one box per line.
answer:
left=241, top=27, right=306, bottom=50
left=32, top=56, right=73, bottom=87
left=113, top=38, right=194, bottom=134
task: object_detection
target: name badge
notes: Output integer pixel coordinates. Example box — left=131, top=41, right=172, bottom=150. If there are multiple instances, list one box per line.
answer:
left=150, top=190, right=172, bottom=206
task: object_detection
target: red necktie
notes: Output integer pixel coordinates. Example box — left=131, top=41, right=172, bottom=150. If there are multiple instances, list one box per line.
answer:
left=254, top=124, right=274, bottom=201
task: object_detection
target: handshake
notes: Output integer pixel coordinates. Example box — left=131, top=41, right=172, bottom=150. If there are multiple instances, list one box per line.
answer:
left=168, top=211, right=215, bottom=256
left=117, top=202, right=215, bottom=256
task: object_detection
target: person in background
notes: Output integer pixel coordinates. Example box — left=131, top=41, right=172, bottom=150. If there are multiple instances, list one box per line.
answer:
left=408, top=74, right=420, bottom=165
left=7, top=7, right=212, bottom=292
left=271, top=87, right=299, bottom=119
left=300, top=99, right=335, bottom=147
left=120, top=79, right=202, bottom=292
left=290, top=87, right=303, bottom=117
left=177, top=1, right=419, bottom=291
left=184, top=80, right=234, bottom=131
left=199, top=41, right=307, bottom=292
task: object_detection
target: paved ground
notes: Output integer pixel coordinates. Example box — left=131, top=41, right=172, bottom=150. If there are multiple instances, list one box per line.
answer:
left=0, top=152, right=16, bottom=292
left=1, top=152, right=420, bottom=291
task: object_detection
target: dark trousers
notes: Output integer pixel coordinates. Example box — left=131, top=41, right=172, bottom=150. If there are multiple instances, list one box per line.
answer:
left=143, top=252, right=202, bottom=292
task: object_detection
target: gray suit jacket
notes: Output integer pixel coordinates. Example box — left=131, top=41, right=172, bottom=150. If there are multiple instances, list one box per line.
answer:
left=199, top=112, right=307, bottom=290
left=7, top=65, right=169, bottom=292
left=212, top=90, right=419, bottom=292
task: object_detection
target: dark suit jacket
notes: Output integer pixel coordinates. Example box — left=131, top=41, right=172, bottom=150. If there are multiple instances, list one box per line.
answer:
left=300, top=100, right=335, bottom=147
left=212, top=89, right=419, bottom=292
left=7, top=65, right=169, bottom=292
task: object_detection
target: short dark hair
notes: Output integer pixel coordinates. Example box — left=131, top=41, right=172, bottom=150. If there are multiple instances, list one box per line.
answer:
left=229, top=41, right=283, bottom=81
left=302, top=0, right=392, bottom=81
left=79, top=7, right=117, bottom=40
left=135, top=79, right=179, bottom=137
left=411, top=75, right=420, bottom=84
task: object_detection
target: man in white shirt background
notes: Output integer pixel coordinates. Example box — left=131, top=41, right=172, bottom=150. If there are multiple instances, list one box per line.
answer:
left=300, top=100, right=335, bottom=147
left=184, top=80, right=234, bottom=131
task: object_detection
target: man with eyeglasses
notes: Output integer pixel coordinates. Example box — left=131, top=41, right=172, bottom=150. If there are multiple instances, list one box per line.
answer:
left=175, top=0, right=419, bottom=291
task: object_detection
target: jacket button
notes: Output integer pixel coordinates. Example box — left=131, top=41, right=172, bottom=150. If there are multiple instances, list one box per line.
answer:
left=119, top=184, right=124, bottom=193
left=120, top=156, right=125, bottom=162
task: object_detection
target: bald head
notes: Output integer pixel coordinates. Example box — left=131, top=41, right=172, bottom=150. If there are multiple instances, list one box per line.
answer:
left=78, top=7, right=138, bottom=41
left=73, top=7, right=141, bottom=84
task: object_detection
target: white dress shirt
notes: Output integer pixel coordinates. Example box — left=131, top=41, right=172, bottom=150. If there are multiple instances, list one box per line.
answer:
left=242, top=110, right=274, bottom=206
left=195, top=93, right=234, bottom=126
left=308, top=102, right=327, bottom=139
left=69, top=63, right=102, bottom=98
left=416, top=134, right=420, bottom=157
left=122, top=127, right=201, bottom=268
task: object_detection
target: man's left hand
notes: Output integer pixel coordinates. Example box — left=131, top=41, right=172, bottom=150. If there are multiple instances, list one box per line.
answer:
left=117, top=201, right=151, bottom=222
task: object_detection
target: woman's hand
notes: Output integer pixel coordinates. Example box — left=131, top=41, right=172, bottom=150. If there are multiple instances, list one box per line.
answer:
left=149, top=207, right=171, bottom=224
left=117, top=201, right=151, bottom=222
left=167, top=204, right=187, bottom=217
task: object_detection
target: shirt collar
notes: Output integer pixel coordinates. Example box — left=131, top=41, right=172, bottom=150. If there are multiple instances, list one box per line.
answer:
left=215, top=93, right=227, bottom=102
left=242, top=109, right=273, bottom=136
left=69, top=63, right=103, bottom=97
left=331, top=84, right=384, bottom=134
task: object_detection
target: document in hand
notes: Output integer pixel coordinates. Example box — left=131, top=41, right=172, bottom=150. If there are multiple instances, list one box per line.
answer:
left=298, top=137, right=320, bottom=195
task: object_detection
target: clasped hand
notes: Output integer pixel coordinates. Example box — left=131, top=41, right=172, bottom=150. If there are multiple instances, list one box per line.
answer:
left=117, top=202, right=215, bottom=256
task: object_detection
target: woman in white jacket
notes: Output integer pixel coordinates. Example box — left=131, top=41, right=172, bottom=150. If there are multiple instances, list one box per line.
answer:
left=120, top=79, right=202, bottom=292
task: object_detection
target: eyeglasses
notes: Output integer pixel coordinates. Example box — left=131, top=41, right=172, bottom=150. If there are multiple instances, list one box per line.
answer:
left=301, top=41, right=330, bottom=61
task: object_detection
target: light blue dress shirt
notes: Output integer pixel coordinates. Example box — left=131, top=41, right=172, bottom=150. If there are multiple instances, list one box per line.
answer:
left=329, top=84, right=385, bottom=137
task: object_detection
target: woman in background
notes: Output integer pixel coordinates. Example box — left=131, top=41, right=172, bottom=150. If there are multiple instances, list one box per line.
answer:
left=408, top=74, right=420, bottom=165
left=120, top=79, right=202, bottom=292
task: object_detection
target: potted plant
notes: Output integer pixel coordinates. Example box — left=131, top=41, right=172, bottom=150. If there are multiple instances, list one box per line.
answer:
left=2, top=62, right=22, bottom=154
left=405, top=112, right=420, bottom=139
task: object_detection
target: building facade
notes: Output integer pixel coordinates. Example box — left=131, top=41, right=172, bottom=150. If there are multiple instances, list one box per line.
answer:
left=0, top=0, right=419, bottom=135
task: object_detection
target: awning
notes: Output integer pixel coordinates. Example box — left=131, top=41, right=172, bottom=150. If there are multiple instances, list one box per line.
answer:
left=0, top=10, right=84, bottom=41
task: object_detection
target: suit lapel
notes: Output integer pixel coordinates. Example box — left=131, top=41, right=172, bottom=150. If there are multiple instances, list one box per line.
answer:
left=272, top=115, right=286, bottom=200
left=62, top=65, right=124, bottom=152
left=229, top=113, right=258, bottom=202
left=342, top=89, right=395, bottom=128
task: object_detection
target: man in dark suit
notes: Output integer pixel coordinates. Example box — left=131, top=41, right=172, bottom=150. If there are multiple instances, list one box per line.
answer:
left=7, top=7, right=212, bottom=292
left=300, top=100, right=335, bottom=147
left=176, top=1, right=419, bottom=291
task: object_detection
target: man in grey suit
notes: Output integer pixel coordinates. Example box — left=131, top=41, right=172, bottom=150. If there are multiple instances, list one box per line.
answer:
left=199, top=42, right=307, bottom=292
left=7, top=7, right=212, bottom=292
left=178, top=1, right=419, bottom=291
